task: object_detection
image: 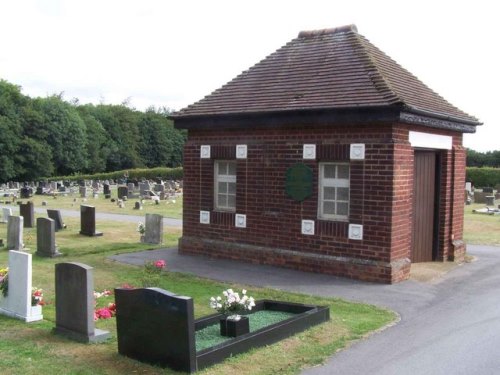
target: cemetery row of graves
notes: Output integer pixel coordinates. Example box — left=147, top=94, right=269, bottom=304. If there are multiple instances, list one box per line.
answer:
left=0, top=182, right=395, bottom=374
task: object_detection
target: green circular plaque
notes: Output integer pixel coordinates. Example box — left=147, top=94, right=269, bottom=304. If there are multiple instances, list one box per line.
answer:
left=285, top=163, right=313, bottom=202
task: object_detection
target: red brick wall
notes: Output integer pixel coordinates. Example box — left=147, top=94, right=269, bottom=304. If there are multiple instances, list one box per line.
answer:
left=180, top=122, right=466, bottom=283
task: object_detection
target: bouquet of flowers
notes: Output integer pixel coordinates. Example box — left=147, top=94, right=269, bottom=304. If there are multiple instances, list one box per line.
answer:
left=0, top=267, right=8, bottom=298
left=210, top=288, right=255, bottom=318
left=141, top=259, right=167, bottom=287
left=31, top=287, right=44, bottom=306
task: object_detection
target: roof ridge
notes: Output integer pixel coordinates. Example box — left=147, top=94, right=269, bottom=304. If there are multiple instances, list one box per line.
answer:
left=351, top=31, right=404, bottom=107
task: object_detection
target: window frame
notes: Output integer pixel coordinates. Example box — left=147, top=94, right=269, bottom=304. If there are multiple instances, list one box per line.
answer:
left=318, top=162, right=350, bottom=221
left=214, top=160, right=237, bottom=212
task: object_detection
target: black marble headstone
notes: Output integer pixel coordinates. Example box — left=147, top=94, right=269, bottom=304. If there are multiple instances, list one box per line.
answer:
left=47, top=209, right=66, bottom=231
left=19, top=201, right=35, bottom=228
left=79, top=205, right=103, bottom=236
left=115, top=288, right=196, bottom=373
left=117, top=186, right=128, bottom=199
left=103, top=184, right=111, bottom=195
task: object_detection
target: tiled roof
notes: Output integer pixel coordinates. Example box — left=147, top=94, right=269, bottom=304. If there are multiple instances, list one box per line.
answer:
left=172, top=25, right=479, bottom=125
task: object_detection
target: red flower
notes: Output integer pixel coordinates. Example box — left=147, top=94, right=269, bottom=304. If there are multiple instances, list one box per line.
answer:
left=154, top=260, right=166, bottom=269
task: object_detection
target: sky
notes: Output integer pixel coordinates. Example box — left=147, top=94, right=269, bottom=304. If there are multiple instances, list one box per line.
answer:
left=0, top=0, right=497, bottom=151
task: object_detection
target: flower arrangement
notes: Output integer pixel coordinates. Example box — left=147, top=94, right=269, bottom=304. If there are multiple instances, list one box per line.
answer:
left=141, top=259, right=166, bottom=287
left=94, top=289, right=116, bottom=321
left=31, top=287, right=44, bottom=306
left=210, top=288, right=256, bottom=317
left=0, top=267, right=8, bottom=298
left=137, top=222, right=146, bottom=235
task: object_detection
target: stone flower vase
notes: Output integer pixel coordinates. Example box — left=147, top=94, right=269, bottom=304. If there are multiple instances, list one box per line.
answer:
left=220, top=314, right=249, bottom=337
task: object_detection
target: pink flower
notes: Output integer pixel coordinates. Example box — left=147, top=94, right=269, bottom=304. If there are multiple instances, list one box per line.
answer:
left=154, top=260, right=166, bottom=269
left=95, top=307, right=112, bottom=319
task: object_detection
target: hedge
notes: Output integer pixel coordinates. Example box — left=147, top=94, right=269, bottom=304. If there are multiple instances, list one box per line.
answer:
left=49, top=167, right=183, bottom=182
left=466, top=167, right=500, bottom=189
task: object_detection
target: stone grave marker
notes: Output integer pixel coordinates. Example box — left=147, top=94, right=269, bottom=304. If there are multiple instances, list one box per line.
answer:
left=1, top=207, right=12, bottom=223
left=127, top=183, right=135, bottom=193
left=7, top=216, right=23, bottom=250
left=0, top=250, right=43, bottom=322
left=117, top=186, right=128, bottom=200
left=103, top=184, right=111, bottom=195
left=36, top=217, right=62, bottom=257
left=20, top=201, right=35, bottom=228
left=20, top=186, right=32, bottom=199
left=79, top=186, right=88, bottom=198
left=47, top=209, right=66, bottom=231
left=115, top=288, right=195, bottom=373
left=134, top=201, right=142, bottom=210
left=144, top=214, right=163, bottom=244
left=53, top=262, right=110, bottom=343
left=79, top=205, right=103, bottom=237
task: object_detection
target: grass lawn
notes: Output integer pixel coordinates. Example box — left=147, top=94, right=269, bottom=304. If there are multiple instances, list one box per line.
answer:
left=464, top=203, right=500, bottom=246
left=0, top=204, right=396, bottom=374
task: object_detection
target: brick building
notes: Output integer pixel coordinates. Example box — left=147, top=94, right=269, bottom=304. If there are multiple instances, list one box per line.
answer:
left=171, top=25, right=481, bottom=283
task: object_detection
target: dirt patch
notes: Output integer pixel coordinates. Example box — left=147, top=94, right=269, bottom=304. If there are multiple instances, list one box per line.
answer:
left=410, top=261, right=462, bottom=283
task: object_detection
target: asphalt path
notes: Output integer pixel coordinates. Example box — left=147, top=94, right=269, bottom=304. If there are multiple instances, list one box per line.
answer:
left=0, top=204, right=182, bottom=228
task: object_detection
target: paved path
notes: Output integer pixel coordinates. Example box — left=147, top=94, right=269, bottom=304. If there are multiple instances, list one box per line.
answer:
left=0, top=204, right=182, bottom=228
left=110, top=245, right=500, bottom=375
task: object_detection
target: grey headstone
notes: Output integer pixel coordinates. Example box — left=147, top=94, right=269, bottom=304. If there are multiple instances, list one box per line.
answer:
left=47, top=209, right=66, bottom=231
left=144, top=214, right=163, bottom=244
left=1, top=207, right=12, bottom=223
left=79, top=186, right=88, bottom=198
left=134, top=201, right=142, bottom=210
left=486, top=196, right=495, bottom=206
left=36, top=218, right=62, bottom=257
left=127, top=183, right=135, bottom=192
left=53, top=262, right=110, bottom=343
left=19, top=201, right=35, bottom=228
left=7, top=216, right=23, bottom=250
left=79, top=205, right=103, bottom=237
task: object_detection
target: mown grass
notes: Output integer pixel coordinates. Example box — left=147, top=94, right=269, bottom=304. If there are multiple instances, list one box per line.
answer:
left=0, top=208, right=396, bottom=374
left=464, top=202, right=500, bottom=246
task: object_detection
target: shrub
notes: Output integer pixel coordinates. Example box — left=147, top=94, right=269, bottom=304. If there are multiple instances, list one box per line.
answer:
left=466, top=167, right=500, bottom=188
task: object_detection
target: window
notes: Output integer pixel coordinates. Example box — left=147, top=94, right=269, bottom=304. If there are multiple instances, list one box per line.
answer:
left=318, top=163, right=350, bottom=220
left=214, top=160, right=236, bottom=211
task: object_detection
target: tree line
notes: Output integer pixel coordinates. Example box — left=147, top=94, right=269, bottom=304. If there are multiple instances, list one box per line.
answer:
left=0, top=79, right=186, bottom=183
left=466, top=149, right=500, bottom=168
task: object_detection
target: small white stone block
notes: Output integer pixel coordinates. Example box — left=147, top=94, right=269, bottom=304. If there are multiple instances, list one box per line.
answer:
left=200, top=145, right=211, bottom=159
left=235, top=214, right=246, bottom=228
left=301, top=220, right=315, bottom=235
left=236, top=145, right=247, bottom=159
left=348, top=224, right=363, bottom=240
left=350, top=144, right=365, bottom=160
left=200, top=210, right=210, bottom=224
left=303, top=144, right=316, bottom=159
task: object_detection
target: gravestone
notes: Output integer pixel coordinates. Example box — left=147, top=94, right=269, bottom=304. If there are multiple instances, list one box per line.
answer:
left=1, top=207, right=12, bottom=223
left=115, top=288, right=196, bottom=373
left=79, top=205, right=103, bottom=237
left=144, top=214, right=163, bottom=244
left=154, top=184, right=165, bottom=194
left=0, top=250, right=43, bottom=322
left=35, top=186, right=44, bottom=195
left=79, top=186, right=88, bottom=198
left=47, top=209, right=66, bottom=231
left=54, top=262, right=110, bottom=343
left=127, top=183, right=135, bottom=193
left=117, top=186, right=128, bottom=200
left=7, top=216, right=23, bottom=250
left=19, top=201, right=35, bottom=228
left=103, top=184, right=111, bottom=195
left=134, top=201, right=142, bottom=210
left=36, top=218, right=62, bottom=257
left=20, top=187, right=32, bottom=199
left=486, top=196, right=495, bottom=206
left=483, top=187, right=494, bottom=193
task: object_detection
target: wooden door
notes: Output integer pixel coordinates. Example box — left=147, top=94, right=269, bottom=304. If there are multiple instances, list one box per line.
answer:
left=411, top=151, right=437, bottom=262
